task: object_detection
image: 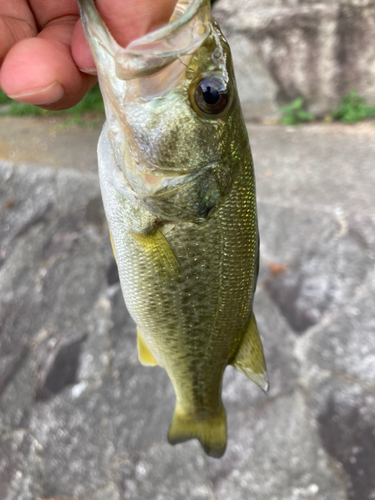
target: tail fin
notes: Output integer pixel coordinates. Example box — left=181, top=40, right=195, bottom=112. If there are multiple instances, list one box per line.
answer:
left=168, top=406, right=227, bottom=458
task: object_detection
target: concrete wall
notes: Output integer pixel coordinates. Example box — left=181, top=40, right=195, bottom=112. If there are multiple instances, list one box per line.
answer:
left=213, top=0, right=375, bottom=120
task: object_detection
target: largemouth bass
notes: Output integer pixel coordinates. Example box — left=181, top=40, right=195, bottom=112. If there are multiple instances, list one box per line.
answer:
left=78, top=0, right=268, bottom=458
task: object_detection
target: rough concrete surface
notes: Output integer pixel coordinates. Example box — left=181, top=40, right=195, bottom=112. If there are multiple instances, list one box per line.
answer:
left=0, top=120, right=374, bottom=499
left=213, top=0, right=375, bottom=119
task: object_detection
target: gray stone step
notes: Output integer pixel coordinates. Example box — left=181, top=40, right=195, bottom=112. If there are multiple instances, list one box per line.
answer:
left=0, top=119, right=374, bottom=499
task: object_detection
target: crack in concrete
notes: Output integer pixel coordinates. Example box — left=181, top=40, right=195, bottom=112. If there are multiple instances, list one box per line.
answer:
left=0, top=346, right=30, bottom=398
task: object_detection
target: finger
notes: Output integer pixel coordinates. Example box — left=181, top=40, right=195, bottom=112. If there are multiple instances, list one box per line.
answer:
left=71, top=20, right=96, bottom=75
left=27, top=0, right=78, bottom=29
left=0, top=18, right=96, bottom=110
left=72, top=0, right=178, bottom=73
left=95, top=0, right=178, bottom=47
left=0, top=1, right=37, bottom=64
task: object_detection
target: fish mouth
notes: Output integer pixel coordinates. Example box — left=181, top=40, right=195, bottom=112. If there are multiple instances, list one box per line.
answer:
left=137, top=156, right=234, bottom=223
left=78, top=0, right=211, bottom=81
left=121, top=151, right=228, bottom=195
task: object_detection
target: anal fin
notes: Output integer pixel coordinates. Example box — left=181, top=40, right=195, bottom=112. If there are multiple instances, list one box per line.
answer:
left=109, top=228, right=117, bottom=262
left=168, top=406, right=227, bottom=459
left=231, top=313, right=269, bottom=393
left=137, top=328, right=159, bottom=367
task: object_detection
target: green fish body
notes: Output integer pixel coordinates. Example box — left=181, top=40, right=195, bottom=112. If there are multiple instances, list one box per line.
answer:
left=79, top=0, right=268, bottom=458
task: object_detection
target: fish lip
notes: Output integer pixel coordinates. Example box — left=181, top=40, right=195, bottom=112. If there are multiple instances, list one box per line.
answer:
left=133, top=159, right=232, bottom=212
left=133, top=158, right=225, bottom=178
left=78, top=0, right=211, bottom=81
left=125, top=0, right=207, bottom=46
left=122, top=155, right=228, bottom=183
left=112, top=151, right=230, bottom=203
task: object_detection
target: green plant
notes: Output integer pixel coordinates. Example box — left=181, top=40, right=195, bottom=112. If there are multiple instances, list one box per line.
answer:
left=279, top=97, right=315, bottom=125
left=0, top=90, right=12, bottom=105
left=0, top=83, right=104, bottom=119
left=332, top=91, right=375, bottom=123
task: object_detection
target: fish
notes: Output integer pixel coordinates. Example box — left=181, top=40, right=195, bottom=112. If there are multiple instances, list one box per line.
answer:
left=78, top=0, right=268, bottom=458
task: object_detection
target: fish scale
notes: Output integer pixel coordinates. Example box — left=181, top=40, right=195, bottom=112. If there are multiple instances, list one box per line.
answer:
left=78, top=0, right=268, bottom=458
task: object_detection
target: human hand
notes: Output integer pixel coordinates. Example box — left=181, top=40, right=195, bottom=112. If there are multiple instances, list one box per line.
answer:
left=0, top=0, right=177, bottom=110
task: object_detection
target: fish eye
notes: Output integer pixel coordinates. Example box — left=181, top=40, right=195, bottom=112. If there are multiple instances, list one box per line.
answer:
left=192, top=75, right=230, bottom=116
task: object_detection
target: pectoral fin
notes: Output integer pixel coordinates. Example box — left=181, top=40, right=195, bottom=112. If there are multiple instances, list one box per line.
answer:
left=133, top=228, right=180, bottom=279
left=137, top=328, right=159, bottom=367
left=231, top=313, right=269, bottom=393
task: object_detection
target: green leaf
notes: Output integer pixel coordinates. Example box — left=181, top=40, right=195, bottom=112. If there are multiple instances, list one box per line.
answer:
left=332, top=90, right=375, bottom=123
left=0, top=83, right=104, bottom=120
left=279, top=97, right=315, bottom=125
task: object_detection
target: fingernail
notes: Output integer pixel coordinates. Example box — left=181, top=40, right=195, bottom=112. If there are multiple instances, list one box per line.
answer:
left=79, top=67, right=97, bottom=75
left=8, top=81, right=64, bottom=105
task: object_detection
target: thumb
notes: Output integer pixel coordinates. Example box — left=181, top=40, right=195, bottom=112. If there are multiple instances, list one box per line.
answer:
left=72, top=0, right=178, bottom=74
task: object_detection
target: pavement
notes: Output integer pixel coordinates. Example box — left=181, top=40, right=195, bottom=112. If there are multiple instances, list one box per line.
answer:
left=0, top=117, right=374, bottom=500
